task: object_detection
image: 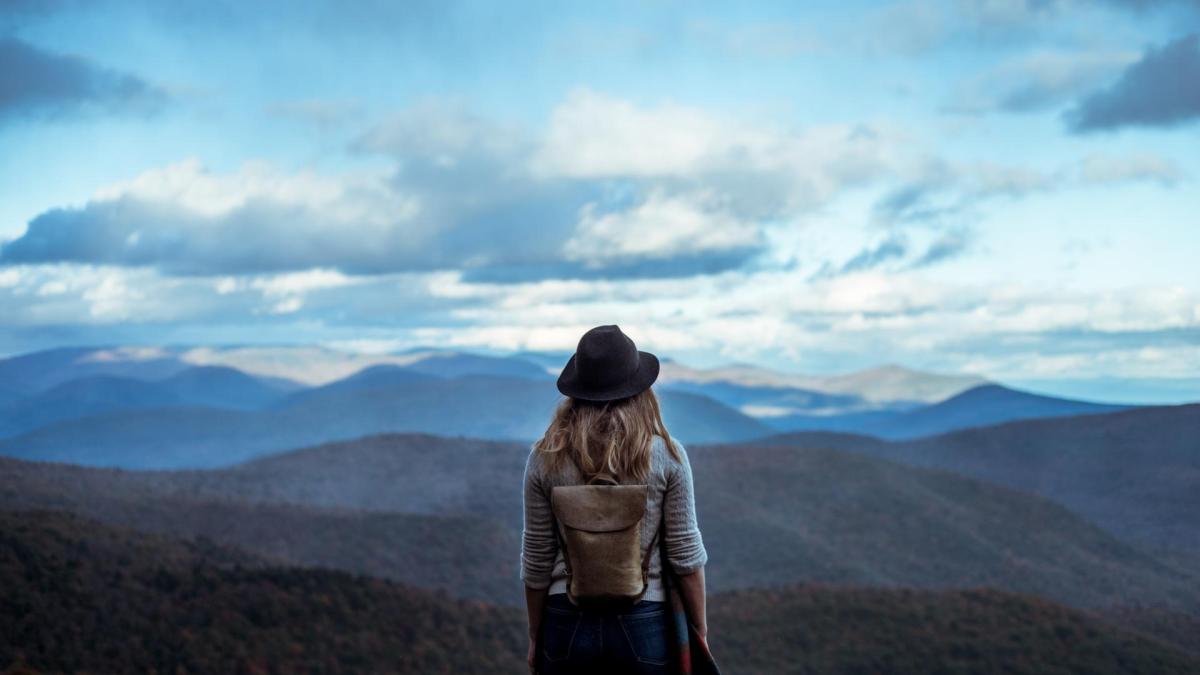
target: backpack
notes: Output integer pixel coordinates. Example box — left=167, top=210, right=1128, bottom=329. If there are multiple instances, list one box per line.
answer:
left=550, top=472, right=660, bottom=607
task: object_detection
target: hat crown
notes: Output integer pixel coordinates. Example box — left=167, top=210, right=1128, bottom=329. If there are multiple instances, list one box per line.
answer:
left=574, top=325, right=639, bottom=390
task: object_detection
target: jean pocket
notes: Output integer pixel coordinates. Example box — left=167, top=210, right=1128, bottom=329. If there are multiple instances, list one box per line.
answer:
left=542, top=607, right=581, bottom=662
left=618, top=610, right=670, bottom=666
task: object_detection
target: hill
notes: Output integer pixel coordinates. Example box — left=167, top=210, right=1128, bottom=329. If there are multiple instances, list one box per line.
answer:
left=0, top=510, right=526, bottom=674
left=860, top=384, right=1130, bottom=439
left=765, top=383, right=1130, bottom=438
left=709, top=585, right=1200, bottom=674
left=0, top=346, right=188, bottom=395
left=762, top=404, right=1200, bottom=553
left=3, top=510, right=1196, bottom=675
left=0, top=376, right=772, bottom=468
left=2, top=432, right=1195, bottom=617
left=0, top=366, right=291, bottom=438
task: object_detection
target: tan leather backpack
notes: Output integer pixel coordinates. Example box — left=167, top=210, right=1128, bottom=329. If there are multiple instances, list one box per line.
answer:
left=550, top=472, right=660, bottom=606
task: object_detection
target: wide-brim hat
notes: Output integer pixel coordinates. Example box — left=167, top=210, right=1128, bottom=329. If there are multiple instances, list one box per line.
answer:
left=557, top=324, right=660, bottom=402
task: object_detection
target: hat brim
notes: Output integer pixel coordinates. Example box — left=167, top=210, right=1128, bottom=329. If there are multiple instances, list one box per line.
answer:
left=556, top=350, right=660, bottom=402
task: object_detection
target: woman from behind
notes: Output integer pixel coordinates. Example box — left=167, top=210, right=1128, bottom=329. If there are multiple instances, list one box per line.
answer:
left=521, top=324, right=709, bottom=674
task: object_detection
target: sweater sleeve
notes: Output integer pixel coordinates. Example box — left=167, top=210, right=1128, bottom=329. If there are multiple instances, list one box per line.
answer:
left=520, top=447, right=558, bottom=589
left=663, top=439, right=708, bottom=575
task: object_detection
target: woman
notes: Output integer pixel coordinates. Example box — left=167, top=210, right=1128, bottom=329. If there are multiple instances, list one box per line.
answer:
left=521, top=324, right=709, bottom=674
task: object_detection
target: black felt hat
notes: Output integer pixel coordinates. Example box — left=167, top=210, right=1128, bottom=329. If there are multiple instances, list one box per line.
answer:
left=557, top=324, right=660, bottom=402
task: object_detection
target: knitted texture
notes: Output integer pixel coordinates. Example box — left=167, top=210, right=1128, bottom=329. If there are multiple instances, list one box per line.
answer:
left=520, top=434, right=708, bottom=601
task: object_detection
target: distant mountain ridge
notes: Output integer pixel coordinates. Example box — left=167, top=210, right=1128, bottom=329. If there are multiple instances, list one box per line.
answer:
left=768, top=383, right=1132, bottom=439
left=761, top=403, right=1200, bottom=554
left=0, top=345, right=1156, bottom=462
left=0, top=373, right=774, bottom=467
left=0, top=365, right=294, bottom=438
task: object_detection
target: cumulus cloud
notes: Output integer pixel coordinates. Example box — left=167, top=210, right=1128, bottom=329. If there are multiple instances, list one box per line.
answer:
left=3, top=91, right=901, bottom=280
left=0, top=160, right=426, bottom=275
left=535, top=89, right=896, bottom=218
left=562, top=189, right=765, bottom=267
left=0, top=37, right=166, bottom=123
left=1065, top=33, right=1200, bottom=132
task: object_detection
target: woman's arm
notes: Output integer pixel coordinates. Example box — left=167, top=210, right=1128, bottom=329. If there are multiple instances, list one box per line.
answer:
left=663, top=441, right=709, bottom=636
left=524, top=584, right=548, bottom=672
left=520, top=448, right=557, bottom=670
left=675, top=566, right=707, bottom=640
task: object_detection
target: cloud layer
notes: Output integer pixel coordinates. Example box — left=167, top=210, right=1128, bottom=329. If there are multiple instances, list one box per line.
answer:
left=1, top=91, right=900, bottom=279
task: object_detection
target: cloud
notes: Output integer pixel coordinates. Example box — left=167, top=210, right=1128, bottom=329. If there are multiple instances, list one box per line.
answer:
left=910, top=230, right=971, bottom=268
left=865, top=0, right=1066, bottom=54
left=0, top=37, right=166, bottom=124
left=872, top=159, right=1058, bottom=227
left=533, top=88, right=897, bottom=219
left=0, top=160, right=428, bottom=275
left=870, top=150, right=1178, bottom=232
left=810, top=235, right=910, bottom=280
left=1065, top=33, right=1200, bottom=131
left=4, top=91, right=902, bottom=280
left=947, top=49, right=1138, bottom=115
left=562, top=189, right=766, bottom=268
left=1077, top=153, right=1184, bottom=186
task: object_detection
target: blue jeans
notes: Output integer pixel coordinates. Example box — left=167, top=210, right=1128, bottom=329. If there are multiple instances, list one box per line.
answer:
left=537, top=593, right=671, bottom=675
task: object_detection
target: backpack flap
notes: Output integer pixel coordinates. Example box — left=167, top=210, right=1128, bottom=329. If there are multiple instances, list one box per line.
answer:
left=551, top=484, right=649, bottom=601
left=552, top=484, right=647, bottom=531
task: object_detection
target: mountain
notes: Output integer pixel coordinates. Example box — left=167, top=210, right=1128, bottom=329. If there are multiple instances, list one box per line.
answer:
left=13, top=345, right=1098, bottom=441
left=157, top=364, right=298, bottom=407
left=397, top=350, right=553, bottom=380
left=0, top=375, right=183, bottom=437
left=657, top=379, right=867, bottom=417
left=0, top=366, right=294, bottom=438
left=761, top=404, right=1200, bottom=553
left=767, top=383, right=1132, bottom=439
left=0, top=510, right=527, bottom=675
left=0, top=345, right=189, bottom=395
left=0, top=375, right=772, bottom=468
left=3, top=431, right=1195, bottom=617
left=4, top=510, right=1197, bottom=675
left=863, top=383, right=1130, bottom=439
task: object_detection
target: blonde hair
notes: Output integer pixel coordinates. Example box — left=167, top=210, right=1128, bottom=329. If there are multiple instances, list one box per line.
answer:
left=534, top=387, right=681, bottom=483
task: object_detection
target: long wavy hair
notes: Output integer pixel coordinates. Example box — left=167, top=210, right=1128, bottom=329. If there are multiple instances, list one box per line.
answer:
left=534, top=386, right=681, bottom=484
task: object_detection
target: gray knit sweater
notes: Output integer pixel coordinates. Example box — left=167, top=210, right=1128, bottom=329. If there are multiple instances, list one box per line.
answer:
left=520, top=434, right=708, bottom=602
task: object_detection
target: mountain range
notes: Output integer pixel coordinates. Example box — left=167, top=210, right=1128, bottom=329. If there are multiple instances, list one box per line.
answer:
left=0, top=345, right=1151, bottom=468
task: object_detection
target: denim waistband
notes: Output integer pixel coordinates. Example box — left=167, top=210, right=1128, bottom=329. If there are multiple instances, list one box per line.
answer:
left=546, top=592, right=665, bottom=615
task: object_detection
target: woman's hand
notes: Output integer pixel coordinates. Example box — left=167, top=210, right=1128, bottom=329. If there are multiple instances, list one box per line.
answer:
left=527, top=636, right=537, bottom=674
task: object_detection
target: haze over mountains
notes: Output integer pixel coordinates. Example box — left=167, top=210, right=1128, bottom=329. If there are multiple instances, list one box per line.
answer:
left=0, top=345, right=1145, bottom=468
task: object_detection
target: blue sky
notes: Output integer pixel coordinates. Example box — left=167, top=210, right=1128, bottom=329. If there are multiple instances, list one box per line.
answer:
left=1, top=0, right=1197, bottom=402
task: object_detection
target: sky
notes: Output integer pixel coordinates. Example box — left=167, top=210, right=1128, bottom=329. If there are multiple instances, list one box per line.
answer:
left=0, top=0, right=1198, bottom=403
